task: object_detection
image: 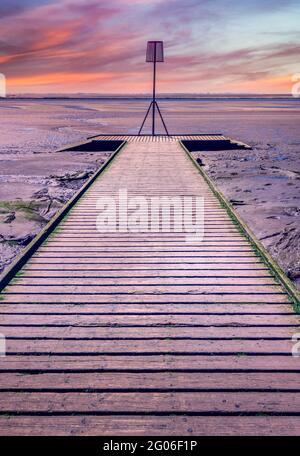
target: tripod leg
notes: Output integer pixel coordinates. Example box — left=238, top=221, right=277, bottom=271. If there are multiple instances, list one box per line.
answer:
left=138, top=101, right=153, bottom=135
left=155, top=102, right=169, bottom=136
left=152, top=100, right=155, bottom=136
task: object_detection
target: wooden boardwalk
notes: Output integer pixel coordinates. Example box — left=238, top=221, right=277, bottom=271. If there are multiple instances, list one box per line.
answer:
left=0, top=137, right=299, bottom=435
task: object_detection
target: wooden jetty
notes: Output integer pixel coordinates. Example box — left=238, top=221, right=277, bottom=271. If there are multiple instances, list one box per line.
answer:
left=0, top=135, right=299, bottom=435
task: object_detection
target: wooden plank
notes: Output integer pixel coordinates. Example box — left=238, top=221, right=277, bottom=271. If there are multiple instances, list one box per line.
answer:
left=0, top=391, right=300, bottom=413
left=61, top=219, right=235, bottom=225
left=55, top=229, right=240, bottom=234
left=0, top=415, right=299, bottom=436
left=61, top=216, right=234, bottom=221
left=23, top=263, right=268, bottom=271
left=64, top=211, right=232, bottom=216
left=45, top=242, right=252, bottom=248
left=1, top=294, right=290, bottom=304
left=0, top=314, right=298, bottom=326
left=82, top=197, right=217, bottom=201
left=27, top=258, right=264, bottom=264
left=3, top=339, right=295, bottom=354
left=0, top=304, right=293, bottom=314
left=13, top=277, right=276, bottom=286
left=4, top=284, right=284, bottom=294
left=68, top=218, right=230, bottom=223
left=38, top=246, right=254, bottom=252
left=48, top=233, right=243, bottom=238
left=46, top=237, right=247, bottom=242
left=6, top=276, right=281, bottom=286
left=0, top=325, right=297, bottom=338
left=64, top=211, right=233, bottom=216
left=32, top=252, right=260, bottom=259
left=21, top=269, right=273, bottom=278
left=1, top=372, right=299, bottom=390
left=27, top=236, right=251, bottom=244
left=0, top=355, right=299, bottom=371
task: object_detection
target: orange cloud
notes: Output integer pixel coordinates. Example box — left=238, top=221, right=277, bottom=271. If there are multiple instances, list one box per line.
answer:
left=215, top=74, right=293, bottom=93
left=8, top=71, right=117, bottom=87
left=31, top=27, right=76, bottom=51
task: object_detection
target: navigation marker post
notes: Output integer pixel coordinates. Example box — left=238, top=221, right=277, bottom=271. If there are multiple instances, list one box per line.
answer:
left=138, top=40, right=169, bottom=136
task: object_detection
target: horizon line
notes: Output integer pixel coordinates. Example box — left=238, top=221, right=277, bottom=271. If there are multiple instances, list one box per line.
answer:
left=2, top=92, right=295, bottom=98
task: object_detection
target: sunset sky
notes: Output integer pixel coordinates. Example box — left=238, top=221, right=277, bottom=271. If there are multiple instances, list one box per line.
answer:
left=0, top=0, right=299, bottom=94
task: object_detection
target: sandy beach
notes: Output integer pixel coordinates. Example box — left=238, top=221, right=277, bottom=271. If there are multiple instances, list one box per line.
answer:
left=0, top=96, right=299, bottom=289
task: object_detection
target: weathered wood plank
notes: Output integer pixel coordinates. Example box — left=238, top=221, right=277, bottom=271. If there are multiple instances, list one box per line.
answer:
left=0, top=415, right=299, bottom=436
left=0, top=314, right=297, bottom=326
left=14, top=277, right=279, bottom=286
left=1, top=372, right=299, bottom=390
left=45, top=240, right=250, bottom=245
left=4, top=284, right=284, bottom=294
left=23, top=263, right=268, bottom=271
left=32, top=252, right=258, bottom=259
left=49, top=234, right=244, bottom=240
left=21, top=269, right=273, bottom=278
left=1, top=293, right=290, bottom=305
left=0, top=391, right=299, bottom=413
left=0, top=355, right=299, bottom=371
left=0, top=325, right=297, bottom=338
left=38, top=246, right=254, bottom=252
left=0, top=304, right=292, bottom=314
left=28, top=257, right=262, bottom=264
left=3, top=339, right=295, bottom=354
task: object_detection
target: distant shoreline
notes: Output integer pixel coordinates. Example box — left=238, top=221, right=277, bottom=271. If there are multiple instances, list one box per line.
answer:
left=1, top=94, right=298, bottom=101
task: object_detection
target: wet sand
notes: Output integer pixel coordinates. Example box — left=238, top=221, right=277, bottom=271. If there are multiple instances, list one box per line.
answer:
left=0, top=97, right=299, bottom=289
